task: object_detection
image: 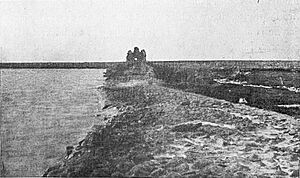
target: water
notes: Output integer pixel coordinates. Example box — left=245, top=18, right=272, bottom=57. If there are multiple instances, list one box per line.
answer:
left=170, top=69, right=300, bottom=117
left=214, top=70, right=300, bottom=93
left=210, top=70, right=300, bottom=117
left=0, top=69, right=106, bottom=177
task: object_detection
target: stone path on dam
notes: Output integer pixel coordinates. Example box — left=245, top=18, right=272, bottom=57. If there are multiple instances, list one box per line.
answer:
left=43, top=63, right=300, bottom=177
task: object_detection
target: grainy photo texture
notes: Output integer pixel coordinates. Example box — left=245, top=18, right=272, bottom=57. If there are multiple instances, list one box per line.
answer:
left=0, top=0, right=300, bottom=177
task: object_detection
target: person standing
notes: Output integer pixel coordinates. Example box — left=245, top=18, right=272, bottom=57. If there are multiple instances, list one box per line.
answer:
left=141, top=49, right=146, bottom=62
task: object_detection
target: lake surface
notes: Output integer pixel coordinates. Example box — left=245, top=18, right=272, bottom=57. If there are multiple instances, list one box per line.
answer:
left=0, top=69, right=106, bottom=177
left=156, top=66, right=300, bottom=117
left=181, top=69, right=300, bottom=117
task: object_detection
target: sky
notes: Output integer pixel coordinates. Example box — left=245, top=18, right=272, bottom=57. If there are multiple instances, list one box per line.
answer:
left=0, top=0, right=299, bottom=62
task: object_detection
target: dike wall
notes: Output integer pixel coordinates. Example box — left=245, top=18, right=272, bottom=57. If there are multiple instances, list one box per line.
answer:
left=43, top=63, right=300, bottom=177
left=149, top=60, right=300, bottom=70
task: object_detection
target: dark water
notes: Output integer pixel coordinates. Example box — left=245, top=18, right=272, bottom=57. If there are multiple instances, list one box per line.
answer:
left=172, top=70, right=300, bottom=117
left=213, top=70, right=300, bottom=116
left=0, top=69, right=106, bottom=177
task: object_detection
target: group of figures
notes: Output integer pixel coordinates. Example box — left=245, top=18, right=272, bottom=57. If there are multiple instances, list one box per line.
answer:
left=126, top=47, right=146, bottom=63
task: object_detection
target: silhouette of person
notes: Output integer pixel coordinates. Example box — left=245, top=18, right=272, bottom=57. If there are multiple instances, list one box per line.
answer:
left=133, top=47, right=140, bottom=61
left=141, top=49, right=146, bottom=61
left=126, top=50, right=134, bottom=62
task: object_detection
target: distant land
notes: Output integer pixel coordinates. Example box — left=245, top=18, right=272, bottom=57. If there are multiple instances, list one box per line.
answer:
left=0, top=60, right=299, bottom=70
left=0, top=62, right=122, bottom=69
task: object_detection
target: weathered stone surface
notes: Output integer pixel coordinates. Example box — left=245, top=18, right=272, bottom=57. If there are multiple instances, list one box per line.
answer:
left=181, top=101, right=191, bottom=106
left=191, top=159, right=213, bottom=170
left=290, top=169, right=299, bottom=177
left=43, top=63, right=300, bottom=178
left=126, top=164, right=153, bottom=177
left=89, top=168, right=111, bottom=177
left=116, top=161, right=135, bottom=173
left=172, top=163, right=189, bottom=172
left=233, top=171, right=248, bottom=178
left=132, top=153, right=154, bottom=164
left=111, top=171, right=125, bottom=177
left=248, top=153, right=261, bottom=162
left=290, top=154, right=299, bottom=161
left=171, top=123, right=202, bottom=132
left=181, top=171, right=198, bottom=178
left=165, top=158, right=185, bottom=168
left=275, top=167, right=288, bottom=176
left=165, top=172, right=182, bottom=178
left=289, top=129, right=297, bottom=135
left=150, top=168, right=165, bottom=177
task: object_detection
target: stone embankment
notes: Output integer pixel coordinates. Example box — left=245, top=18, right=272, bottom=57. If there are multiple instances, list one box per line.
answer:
left=43, top=63, right=300, bottom=177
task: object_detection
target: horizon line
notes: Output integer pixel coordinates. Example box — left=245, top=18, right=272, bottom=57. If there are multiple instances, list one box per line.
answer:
left=1, top=59, right=299, bottom=63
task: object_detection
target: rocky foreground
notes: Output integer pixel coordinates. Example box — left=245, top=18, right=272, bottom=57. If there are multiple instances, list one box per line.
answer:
left=43, top=64, right=300, bottom=177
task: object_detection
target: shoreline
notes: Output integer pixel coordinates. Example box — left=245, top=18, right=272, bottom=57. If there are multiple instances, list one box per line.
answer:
left=43, top=63, right=300, bottom=177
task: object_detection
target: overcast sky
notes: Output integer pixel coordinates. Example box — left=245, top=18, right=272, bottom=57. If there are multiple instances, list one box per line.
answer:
left=0, top=0, right=299, bottom=62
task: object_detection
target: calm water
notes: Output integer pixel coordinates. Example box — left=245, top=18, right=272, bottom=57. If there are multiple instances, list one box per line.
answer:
left=0, top=69, right=106, bottom=177
left=168, top=69, right=300, bottom=117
